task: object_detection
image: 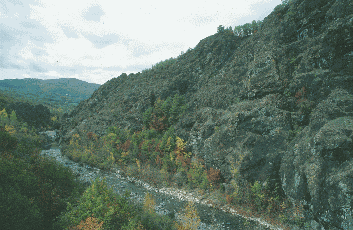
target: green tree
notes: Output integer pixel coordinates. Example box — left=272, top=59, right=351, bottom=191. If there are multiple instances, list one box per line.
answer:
left=251, top=20, right=259, bottom=34
left=143, top=107, right=154, bottom=130
left=159, top=126, right=176, bottom=154
left=53, top=178, right=136, bottom=230
left=0, top=125, right=17, bottom=153
left=256, top=20, right=263, bottom=31
left=20, top=122, right=29, bottom=134
left=9, top=110, right=18, bottom=127
left=234, top=25, right=243, bottom=37
left=33, top=104, right=51, bottom=128
left=143, top=94, right=187, bottom=131
left=243, top=23, right=252, bottom=36
left=168, top=94, right=187, bottom=126
left=217, top=25, right=225, bottom=33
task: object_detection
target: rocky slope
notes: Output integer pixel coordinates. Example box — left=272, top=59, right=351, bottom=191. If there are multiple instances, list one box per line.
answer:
left=61, top=0, right=353, bottom=229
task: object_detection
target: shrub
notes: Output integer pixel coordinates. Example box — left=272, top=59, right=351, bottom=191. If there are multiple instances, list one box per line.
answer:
left=142, top=94, right=187, bottom=132
left=54, top=177, right=136, bottom=230
left=0, top=125, right=17, bottom=153
left=159, top=168, right=171, bottom=187
left=121, top=217, right=145, bottom=230
left=159, top=127, right=176, bottom=153
left=142, top=107, right=153, bottom=129
left=175, top=201, right=201, bottom=230
left=230, top=179, right=252, bottom=206
left=106, top=126, right=130, bottom=146
left=87, top=132, right=98, bottom=141
left=143, top=192, right=156, bottom=214
left=135, top=210, right=177, bottom=230
left=207, top=167, right=222, bottom=189
left=187, top=158, right=209, bottom=190
left=69, top=214, right=104, bottom=230
left=250, top=181, right=266, bottom=212
left=226, top=194, right=233, bottom=204
left=102, top=132, right=118, bottom=148
left=174, top=137, right=192, bottom=172
left=0, top=186, right=43, bottom=230
left=150, top=114, right=168, bottom=133
left=1, top=138, right=88, bottom=230
left=161, top=155, right=177, bottom=175
left=119, top=140, right=131, bottom=152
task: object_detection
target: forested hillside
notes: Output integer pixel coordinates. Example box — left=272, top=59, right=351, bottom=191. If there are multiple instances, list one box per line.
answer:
left=0, top=87, right=90, bottom=229
left=0, top=78, right=100, bottom=115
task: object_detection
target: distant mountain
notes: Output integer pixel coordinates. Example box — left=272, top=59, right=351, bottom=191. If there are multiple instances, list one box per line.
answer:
left=0, top=90, right=17, bottom=110
left=0, top=78, right=100, bottom=113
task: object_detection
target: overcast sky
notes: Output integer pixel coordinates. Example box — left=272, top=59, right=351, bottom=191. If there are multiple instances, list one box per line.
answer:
left=1, top=0, right=283, bottom=85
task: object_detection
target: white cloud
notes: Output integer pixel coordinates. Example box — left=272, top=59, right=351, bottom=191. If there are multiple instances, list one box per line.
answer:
left=1, top=0, right=282, bottom=85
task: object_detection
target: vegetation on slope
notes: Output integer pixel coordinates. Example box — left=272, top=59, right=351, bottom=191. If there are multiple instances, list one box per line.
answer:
left=0, top=78, right=100, bottom=115
left=61, top=93, right=308, bottom=229
left=0, top=90, right=228, bottom=229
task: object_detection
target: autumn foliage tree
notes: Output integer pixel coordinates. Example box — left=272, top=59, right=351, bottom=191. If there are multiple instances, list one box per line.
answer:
left=207, top=167, right=222, bottom=189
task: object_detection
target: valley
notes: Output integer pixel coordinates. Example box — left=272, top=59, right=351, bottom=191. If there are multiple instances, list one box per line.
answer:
left=40, top=131, right=282, bottom=230
left=1, top=0, right=352, bottom=229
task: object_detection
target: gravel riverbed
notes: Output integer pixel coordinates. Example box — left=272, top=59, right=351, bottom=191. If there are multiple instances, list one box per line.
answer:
left=39, top=131, right=283, bottom=230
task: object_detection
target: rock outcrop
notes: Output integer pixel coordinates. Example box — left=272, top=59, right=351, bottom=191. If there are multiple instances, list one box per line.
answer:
left=61, top=0, right=353, bottom=228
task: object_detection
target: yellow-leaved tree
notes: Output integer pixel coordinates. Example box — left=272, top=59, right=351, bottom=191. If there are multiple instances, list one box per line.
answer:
left=5, top=124, right=16, bottom=135
left=174, top=137, right=192, bottom=171
left=143, top=192, right=156, bottom=214
left=175, top=201, right=201, bottom=230
left=0, top=108, right=9, bottom=126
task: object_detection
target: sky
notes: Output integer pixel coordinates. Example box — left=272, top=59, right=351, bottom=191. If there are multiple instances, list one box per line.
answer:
left=1, top=0, right=283, bottom=85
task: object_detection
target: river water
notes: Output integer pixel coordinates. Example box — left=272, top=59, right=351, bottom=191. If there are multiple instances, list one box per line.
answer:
left=39, top=131, right=283, bottom=230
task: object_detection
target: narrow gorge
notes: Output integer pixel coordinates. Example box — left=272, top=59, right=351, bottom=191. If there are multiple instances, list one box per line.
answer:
left=59, top=0, right=353, bottom=229
left=40, top=130, right=283, bottom=229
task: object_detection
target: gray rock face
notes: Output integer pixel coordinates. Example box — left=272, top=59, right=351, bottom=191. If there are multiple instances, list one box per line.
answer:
left=61, top=0, right=353, bottom=228
left=280, top=89, right=353, bottom=228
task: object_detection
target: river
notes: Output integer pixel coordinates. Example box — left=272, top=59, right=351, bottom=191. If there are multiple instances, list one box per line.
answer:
left=39, top=131, right=283, bottom=230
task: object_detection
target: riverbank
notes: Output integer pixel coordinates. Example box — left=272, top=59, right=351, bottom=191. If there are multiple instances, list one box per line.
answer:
left=106, top=161, right=290, bottom=230
left=47, top=143, right=283, bottom=230
left=48, top=139, right=290, bottom=230
left=109, top=166, right=286, bottom=230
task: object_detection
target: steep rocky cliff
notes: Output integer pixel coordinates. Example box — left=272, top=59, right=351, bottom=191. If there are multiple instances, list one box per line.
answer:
left=61, top=0, right=353, bottom=229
